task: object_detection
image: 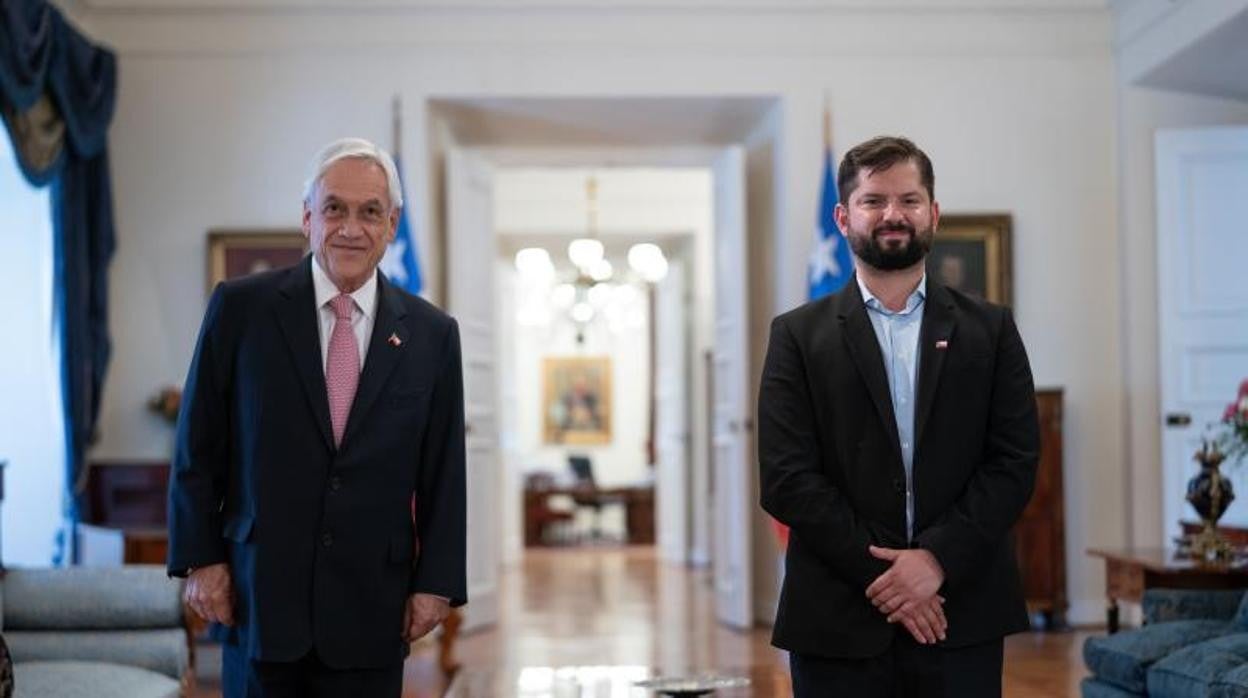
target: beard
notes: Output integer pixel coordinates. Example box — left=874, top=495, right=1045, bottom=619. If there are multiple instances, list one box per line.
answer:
left=848, top=221, right=934, bottom=271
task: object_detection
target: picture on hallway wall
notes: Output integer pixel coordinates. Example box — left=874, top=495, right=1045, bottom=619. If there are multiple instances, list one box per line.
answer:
left=927, top=213, right=1013, bottom=306
left=542, top=356, right=613, bottom=445
left=207, top=229, right=307, bottom=294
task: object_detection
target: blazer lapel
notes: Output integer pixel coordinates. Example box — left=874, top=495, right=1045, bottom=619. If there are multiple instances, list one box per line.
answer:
left=275, top=257, right=335, bottom=452
left=340, top=273, right=409, bottom=450
left=837, top=278, right=902, bottom=454
left=914, top=282, right=957, bottom=450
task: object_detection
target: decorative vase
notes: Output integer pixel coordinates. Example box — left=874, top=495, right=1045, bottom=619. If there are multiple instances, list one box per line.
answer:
left=1185, top=443, right=1235, bottom=561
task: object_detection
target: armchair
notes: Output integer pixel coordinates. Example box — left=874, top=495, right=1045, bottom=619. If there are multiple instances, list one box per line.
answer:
left=1, top=565, right=190, bottom=698
left=1082, top=587, right=1248, bottom=697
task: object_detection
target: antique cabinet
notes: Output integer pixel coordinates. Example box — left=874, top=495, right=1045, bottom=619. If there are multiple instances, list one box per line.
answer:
left=1013, top=388, right=1066, bottom=628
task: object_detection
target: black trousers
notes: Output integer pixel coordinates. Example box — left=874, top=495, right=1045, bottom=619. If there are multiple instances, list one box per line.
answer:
left=789, top=635, right=1004, bottom=698
left=222, top=643, right=403, bottom=698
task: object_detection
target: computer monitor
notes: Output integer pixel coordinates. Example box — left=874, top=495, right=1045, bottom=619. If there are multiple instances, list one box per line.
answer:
left=567, top=455, right=594, bottom=486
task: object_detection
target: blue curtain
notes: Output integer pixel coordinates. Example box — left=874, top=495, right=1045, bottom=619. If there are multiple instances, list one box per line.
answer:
left=1, top=0, right=117, bottom=560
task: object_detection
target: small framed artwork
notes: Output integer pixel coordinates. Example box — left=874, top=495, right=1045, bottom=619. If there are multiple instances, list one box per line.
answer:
left=542, top=356, right=613, bottom=445
left=207, top=229, right=307, bottom=293
left=928, top=213, right=1013, bottom=306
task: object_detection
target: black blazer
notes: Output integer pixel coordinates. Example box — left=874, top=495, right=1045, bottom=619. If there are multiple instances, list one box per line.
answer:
left=758, top=277, right=1038, bottom=658
left=167, top=256, right=467, bottom=669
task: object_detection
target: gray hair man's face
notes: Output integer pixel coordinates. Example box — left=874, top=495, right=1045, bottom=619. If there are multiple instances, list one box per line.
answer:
left=301, top=157, right=398, bottom=293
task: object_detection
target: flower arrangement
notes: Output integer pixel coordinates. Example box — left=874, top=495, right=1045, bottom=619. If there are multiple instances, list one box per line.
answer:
left=147, top=386, right=182, bottom=424
left=1216, top=379, right=1248, bottom=466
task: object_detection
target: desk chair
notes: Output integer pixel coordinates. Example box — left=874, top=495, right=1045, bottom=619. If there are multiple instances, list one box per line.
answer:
left=567, top=456, right=625, bottom=541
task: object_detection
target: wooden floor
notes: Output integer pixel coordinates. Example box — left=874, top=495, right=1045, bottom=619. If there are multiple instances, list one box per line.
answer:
left=194, top=546, right=1093, bottom=696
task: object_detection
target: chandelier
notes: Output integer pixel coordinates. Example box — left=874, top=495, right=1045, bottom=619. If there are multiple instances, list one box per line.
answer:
left=513, top=175, right=669, bottom=340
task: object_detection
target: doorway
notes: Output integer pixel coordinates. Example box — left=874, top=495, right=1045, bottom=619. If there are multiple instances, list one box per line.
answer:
left=431, top=96, right=781, bottom=632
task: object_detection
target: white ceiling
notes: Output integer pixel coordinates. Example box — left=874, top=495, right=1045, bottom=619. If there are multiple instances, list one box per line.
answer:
left=1137, top=7, right=1248, bottom=102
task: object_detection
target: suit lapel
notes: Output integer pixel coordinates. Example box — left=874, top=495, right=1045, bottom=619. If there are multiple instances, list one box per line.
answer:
left=914, top=282, right=957, bottom=450
left=340, top=273, right=409, bottom=450
left=275, top=257, right=335, bottom=452
left=837, top=278, right=902, bottom=453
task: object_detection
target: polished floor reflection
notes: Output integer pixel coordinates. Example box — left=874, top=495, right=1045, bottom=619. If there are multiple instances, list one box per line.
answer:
left=196, top=546, right=1092, bottom=696
left=447, top=546, right=787, bottom=697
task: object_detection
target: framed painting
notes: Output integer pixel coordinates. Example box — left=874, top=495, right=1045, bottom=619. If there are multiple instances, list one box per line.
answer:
left=207, top=229, right=307, bottom=293
left=542, top=356, right=613, bottom=445
left=928, top=213, right=1013, bottom=306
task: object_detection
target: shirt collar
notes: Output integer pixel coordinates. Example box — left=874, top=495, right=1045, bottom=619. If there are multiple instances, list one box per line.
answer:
left=311, top=254, right=378, bottom=321
left=857, top=272, right=927, bottom=317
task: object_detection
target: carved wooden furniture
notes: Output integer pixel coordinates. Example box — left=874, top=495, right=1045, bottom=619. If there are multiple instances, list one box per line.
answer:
left=1087, top=547, right=1248, bottom=633
left=1012, top=388, right=1067, bottom=627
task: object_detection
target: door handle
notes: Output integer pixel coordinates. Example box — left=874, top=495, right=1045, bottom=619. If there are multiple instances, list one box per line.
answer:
left=1165, top=413, right=1192, bottom=427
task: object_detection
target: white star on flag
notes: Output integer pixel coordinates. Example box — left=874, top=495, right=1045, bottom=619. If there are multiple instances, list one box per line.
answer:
left=380, top=239, right=408, bottom=285
left=808, top=231, right=842, bottom=285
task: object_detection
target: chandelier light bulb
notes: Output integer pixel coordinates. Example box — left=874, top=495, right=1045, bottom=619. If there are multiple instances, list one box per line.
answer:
left=568, top=238, right=604, bottom=270
left=589, top=258, right=614, bottom=282
left=515, top=247, right=554, bottom=280
left=570, top=302, right=595, bottom=324
left=552, top=283, right=577, bottom=309
left=628, top=243, right=669, bottom=282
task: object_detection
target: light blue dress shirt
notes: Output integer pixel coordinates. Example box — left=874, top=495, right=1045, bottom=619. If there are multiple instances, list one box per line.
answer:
left=856, top=274, right=926, bottom=541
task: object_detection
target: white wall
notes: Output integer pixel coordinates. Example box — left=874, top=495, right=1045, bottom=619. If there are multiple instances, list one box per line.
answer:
left=0, top=134, right=66, bottom=567
left=80, top=2, right=1120, bottom=622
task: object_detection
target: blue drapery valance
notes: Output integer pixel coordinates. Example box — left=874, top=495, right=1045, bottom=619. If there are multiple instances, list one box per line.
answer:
left=1, top=0, right=117, bottom=557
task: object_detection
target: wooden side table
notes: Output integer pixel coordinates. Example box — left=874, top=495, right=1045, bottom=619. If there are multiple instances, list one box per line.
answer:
left=1087, top=547, right=1248, bottom=632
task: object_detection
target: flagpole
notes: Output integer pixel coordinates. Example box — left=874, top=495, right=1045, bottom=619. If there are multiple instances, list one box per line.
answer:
left=391, top=94, right=402, bottom=159
left=822, top=91, right=832, bottom=154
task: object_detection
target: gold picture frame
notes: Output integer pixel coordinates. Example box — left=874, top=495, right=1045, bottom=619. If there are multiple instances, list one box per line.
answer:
left=207, top=229, right=307, bottom=294
left=542, top=356, right=613, bottom=445
left=928, top=213, right=1013, bottom=306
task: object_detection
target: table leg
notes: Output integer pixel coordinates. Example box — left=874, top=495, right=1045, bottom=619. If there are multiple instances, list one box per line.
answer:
left=1107, top=601, right=1120, bottom=634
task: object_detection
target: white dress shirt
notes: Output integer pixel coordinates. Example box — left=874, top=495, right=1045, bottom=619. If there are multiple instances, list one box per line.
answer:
left=311, top=255, right=377, bottom=373
left=856, top=273, right=926, bottom=541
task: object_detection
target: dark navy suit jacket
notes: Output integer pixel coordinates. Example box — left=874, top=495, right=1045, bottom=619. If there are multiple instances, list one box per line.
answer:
left=167, top=256, right=466, bottom=669
left=758, top=277, right=1039, bottom=659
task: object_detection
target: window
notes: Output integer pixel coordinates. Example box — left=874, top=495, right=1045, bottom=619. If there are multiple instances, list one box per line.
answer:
left=0, top=132, right=66, bottom=566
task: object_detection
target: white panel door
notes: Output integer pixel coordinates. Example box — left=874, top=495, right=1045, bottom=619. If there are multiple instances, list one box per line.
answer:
left=446, top=148, right=500, bottom=631
left=711, top=145, right=752, bottom=629
left=1157, top=127, right=1248, bottom=542
left=656, top=260, right=689, bottom=563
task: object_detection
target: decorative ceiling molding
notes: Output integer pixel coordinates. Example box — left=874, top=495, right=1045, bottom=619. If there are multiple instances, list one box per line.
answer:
left=75, top=0, right=1109, bottom=14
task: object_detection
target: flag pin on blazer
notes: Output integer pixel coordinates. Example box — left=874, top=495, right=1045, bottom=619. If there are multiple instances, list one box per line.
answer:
left=388, top=332, right=402, bottom=348
left=935, top=340, right=949, bottom=350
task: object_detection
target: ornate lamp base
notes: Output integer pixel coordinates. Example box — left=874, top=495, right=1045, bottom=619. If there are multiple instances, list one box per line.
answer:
left=1187, top=522, right=1236, bottom=562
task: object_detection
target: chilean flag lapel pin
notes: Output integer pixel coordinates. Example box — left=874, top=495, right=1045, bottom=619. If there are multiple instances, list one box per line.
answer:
left=935, top=339, right=949, bottom=350
left=388, top=332, right=403, bottom=348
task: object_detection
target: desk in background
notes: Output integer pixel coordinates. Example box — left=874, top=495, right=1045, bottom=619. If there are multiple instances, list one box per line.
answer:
left=524, top=485, right=654, bottom=546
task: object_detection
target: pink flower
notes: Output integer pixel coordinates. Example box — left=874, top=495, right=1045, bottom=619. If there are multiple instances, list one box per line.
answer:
left=1239, top=378, right=1248, bottom=398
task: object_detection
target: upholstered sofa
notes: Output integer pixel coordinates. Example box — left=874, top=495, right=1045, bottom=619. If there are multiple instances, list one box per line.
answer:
left=1083, top=587, right=1248, bottom=697
left=0, top=565, right=190, bottom=698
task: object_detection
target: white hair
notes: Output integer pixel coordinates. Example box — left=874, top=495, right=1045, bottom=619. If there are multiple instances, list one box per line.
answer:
left=302, top=137, right=404, bottom=210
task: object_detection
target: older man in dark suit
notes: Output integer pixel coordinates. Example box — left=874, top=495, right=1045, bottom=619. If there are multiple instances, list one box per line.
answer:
left=167, top=137, right=466, bottom=697
left=759, top=136, right=1039, bottom=697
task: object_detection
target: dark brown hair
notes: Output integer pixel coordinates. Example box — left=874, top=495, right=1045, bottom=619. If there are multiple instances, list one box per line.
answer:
left=837, top=136, right=935, bottom=204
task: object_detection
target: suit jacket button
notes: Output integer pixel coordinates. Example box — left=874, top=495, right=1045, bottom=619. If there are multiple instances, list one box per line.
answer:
left=321, top=532, right=333, bottom=547
left=893, top=478, right=904, bottom=493
left=329, top=477, right=342, bottom=492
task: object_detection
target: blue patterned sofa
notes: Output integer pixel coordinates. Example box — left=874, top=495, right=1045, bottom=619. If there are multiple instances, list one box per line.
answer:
left=1083, top=588, right=1248, bottom=697
left=0, top=565, right=189, bottom=698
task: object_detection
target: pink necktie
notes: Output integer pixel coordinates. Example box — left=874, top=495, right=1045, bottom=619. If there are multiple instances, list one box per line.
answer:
left=326, top=294, right=360, bottom=447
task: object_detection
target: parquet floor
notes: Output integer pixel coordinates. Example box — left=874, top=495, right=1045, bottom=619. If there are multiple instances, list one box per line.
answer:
left=194, top=546, right=1093, bottom=696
